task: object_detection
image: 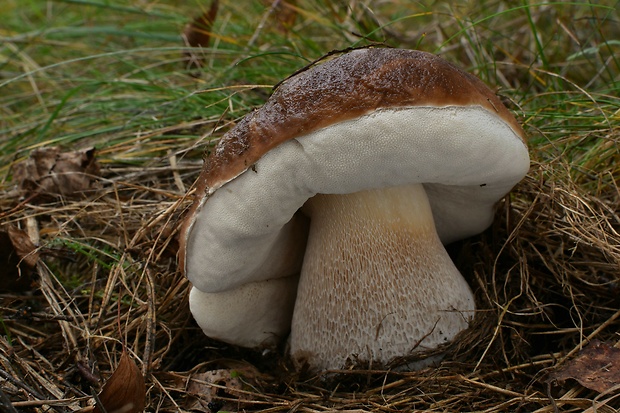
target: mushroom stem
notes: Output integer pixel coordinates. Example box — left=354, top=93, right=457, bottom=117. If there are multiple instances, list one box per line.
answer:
left=289, top=183, right=475, bottom=371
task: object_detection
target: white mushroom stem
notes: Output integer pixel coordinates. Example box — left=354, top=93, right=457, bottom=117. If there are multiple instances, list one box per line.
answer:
left=289, top=183, right=475, bottom=371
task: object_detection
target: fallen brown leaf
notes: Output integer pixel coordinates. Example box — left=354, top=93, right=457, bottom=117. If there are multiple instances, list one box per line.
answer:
left=93, top=350, right=145, bottom=413
left=260, top=0, right=298, bottom=33
left=13, top=146, right=100, bottom=201
left=183, top=0, right=219, bottom=72
left=550, top=340, right=620, bottom=393
left=0, top=226, right=39, bottom=292
left=185, top=369, right=250, bottom=411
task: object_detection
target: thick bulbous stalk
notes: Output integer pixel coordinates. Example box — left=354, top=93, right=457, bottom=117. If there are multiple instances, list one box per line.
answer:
left=289, top=183, right=475, bottom=371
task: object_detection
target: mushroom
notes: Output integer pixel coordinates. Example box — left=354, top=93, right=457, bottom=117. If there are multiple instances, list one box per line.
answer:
left=179, top=48, right=529, bottom=371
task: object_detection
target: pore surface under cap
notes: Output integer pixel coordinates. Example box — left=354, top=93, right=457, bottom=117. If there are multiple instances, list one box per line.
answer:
left=186, top=105, right=529, bottom=293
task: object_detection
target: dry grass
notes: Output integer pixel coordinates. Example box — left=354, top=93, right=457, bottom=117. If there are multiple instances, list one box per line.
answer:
left=1, top=0, right=620, bottom=412
left=3, top=144, right=620, bottom=410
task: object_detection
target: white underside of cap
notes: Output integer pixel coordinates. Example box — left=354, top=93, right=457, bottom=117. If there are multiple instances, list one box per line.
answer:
left=189, top=275, right=298, bottom=348
left=186, top=105, right=529, bottom=293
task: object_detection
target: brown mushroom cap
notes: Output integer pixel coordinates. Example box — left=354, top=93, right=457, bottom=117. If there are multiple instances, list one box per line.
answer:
left=205, top=49, right=523, bottom=185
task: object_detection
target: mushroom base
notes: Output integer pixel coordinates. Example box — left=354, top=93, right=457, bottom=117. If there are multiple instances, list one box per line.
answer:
left=289, top=183, right=475, bottom=371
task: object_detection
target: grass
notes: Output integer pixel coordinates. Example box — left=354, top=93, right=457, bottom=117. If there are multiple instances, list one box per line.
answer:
left=1, top=0, right=619, bottom=411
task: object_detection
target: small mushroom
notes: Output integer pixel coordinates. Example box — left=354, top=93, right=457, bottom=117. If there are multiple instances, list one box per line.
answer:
left=179, top=48, right=529, bottom=371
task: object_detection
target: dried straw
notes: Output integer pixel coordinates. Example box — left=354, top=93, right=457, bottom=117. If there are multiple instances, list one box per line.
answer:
left=1, top=125, right=619, bottom=412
